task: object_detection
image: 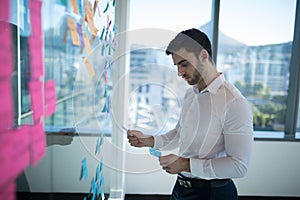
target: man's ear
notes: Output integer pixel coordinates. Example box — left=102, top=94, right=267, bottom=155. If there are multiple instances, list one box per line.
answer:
left=198, top=49, right=209, bottom=63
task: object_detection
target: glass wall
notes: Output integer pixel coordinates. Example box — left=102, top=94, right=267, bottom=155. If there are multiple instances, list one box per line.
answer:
left=15, top=0, right=117, bottom=198
left=128, top=0, right=212, bottom=136
left=217, top=0, right=297, bottom=138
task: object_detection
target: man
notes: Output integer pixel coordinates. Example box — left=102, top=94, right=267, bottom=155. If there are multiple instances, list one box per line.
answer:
left=127, top=28, right=253, bottom=200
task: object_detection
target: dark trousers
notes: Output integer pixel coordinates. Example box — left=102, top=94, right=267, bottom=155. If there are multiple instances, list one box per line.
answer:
left=170, top=179, right=238, bottom=200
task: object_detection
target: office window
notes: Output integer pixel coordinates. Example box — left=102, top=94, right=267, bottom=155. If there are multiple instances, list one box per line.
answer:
left=129, top=0, right=212, bottom=135
left=218, top=0, right=297, bottom=137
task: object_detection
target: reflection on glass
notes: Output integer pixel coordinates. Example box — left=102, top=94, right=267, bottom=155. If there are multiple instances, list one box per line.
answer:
left=129, top=0, right=212, bottom=135
left=42, top=1, right=115, bottom=133
left=218, top=0, right=296, bottom=134
left=128, top=48, right=185, bottom=135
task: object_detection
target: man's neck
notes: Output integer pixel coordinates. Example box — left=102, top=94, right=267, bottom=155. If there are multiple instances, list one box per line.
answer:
left=197, top=71, right=220, bottom=91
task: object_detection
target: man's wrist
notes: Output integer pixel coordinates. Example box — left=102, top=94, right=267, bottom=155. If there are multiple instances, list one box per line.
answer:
left=147, top=136, right=154, bottom=147
left=183, top=158, right=191, bottom=172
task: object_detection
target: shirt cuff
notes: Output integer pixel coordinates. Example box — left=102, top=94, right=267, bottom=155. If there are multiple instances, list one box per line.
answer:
left=153, top=135, right=164, bottom=149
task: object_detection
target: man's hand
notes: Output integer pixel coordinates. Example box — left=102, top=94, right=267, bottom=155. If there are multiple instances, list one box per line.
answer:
left=159, top=154, right=190, bottom=174
left=127, top=130, right=154, bottom=148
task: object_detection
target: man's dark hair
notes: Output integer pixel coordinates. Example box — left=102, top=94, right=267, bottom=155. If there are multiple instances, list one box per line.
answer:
left=166, top=28, right=212, bottom=59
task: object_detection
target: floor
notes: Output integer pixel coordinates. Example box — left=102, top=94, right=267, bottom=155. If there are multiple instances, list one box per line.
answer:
left=17, top=193, right=300, bottom=200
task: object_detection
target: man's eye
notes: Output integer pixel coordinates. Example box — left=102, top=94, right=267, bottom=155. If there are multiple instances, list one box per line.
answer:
left=181, top=62, right=188, bottom=67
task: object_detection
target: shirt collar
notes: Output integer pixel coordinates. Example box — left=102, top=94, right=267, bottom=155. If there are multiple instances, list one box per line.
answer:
left=193, top=73, right=224, bottom=95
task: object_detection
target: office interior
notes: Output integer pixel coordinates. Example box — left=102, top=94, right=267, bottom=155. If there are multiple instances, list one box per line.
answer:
left=1, top=0, right=300, bottom=199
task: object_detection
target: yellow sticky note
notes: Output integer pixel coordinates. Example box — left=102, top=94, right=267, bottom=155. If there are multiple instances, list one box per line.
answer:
left=71, top=0, right=79, bottom=14
left=67, top=17, right=80, bottom=46
left=83, top=56, right=95, bottom=77
left=83, top=33, right=91, bottom=54
left=85, top=1, right=98, bottom=36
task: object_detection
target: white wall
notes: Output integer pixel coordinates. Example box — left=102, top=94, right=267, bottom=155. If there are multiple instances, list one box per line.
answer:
left=24, top=136, right=114, bottom=193
left=23, top=137, right=300, bottom=197
left=124, top=141, right=300, bottom=197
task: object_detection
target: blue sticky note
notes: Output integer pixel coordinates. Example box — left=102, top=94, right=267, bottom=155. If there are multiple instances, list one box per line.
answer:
left=95, top=137, right=101, bottom=155
left=103, top=2, right=109, bottom=13
left=80, top=158, right=88, bottom=180
left=149, top=148, right=161, bottom=157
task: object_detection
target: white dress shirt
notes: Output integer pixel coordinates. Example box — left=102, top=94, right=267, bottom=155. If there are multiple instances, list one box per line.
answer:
left=153, top=74, right=253, bottom=180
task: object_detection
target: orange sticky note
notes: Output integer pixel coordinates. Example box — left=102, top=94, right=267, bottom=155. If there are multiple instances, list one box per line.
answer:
left=83, top=33, right=92, bottom=54
left=71, top=0, right=79, bottom=14
left=67, top=17, right=80, bottom=46
left=85, top=1, right=98, bottom=36
left=83, top=56, right=95, bottom=77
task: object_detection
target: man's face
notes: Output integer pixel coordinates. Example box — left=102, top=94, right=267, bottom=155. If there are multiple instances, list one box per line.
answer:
left=172, top=48, right=203, bottom=85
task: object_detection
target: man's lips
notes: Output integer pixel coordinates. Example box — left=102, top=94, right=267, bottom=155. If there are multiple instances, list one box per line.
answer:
left=183, top=75, right=190, bottom=81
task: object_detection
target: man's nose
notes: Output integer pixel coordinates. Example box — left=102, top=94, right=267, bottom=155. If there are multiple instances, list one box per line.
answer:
left=177, top=66, right=185, bottom=77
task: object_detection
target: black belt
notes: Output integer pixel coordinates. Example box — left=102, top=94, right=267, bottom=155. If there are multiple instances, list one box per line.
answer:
left=177, top=173, right=231, bottom=189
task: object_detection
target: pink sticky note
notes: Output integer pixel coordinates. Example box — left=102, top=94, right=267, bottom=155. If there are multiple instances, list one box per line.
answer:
left=0, top=0, right=9, bottom=21
left=0, top=127, right=30, bottom=189
left=0, top=80, right=14, bottom=131
left=0, top=181, right=16, bottom=200
left=13, top=126, right=31, bottom=174
left=0, top=21, right=13, bottom=79
left=29, top=0, right=42, bottom=37
left=29, top=123, right=46, bottom=166
left=28, top=37, right=44, bottom=78
left=0, top=132, right=14, bottom=188
left=28, top=0, right=44, bottom=78
left=29, top=81, right=44, bottom=122
left=44, top=80, right=57, bottom=117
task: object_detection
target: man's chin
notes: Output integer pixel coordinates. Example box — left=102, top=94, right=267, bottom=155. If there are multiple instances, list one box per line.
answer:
left=186, top=80, right=197, bottom=85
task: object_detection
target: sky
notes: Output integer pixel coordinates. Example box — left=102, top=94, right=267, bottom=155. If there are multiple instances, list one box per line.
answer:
left=129, top=0, right=297, bottom=46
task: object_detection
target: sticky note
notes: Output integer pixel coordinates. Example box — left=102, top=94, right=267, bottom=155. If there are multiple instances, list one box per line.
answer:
left=29, top=123, right=46, bottom=166
left=149, top=148, right=161, bottom=157
left=0, top=22, right=13, bottom=79
left=29, top=0, right=44, bottom=78
left=80, top=158, right=88, bottom=180
left=71, top=0, right=79, bottom=14
left=93, top=0, right=101, bottom=16
left=29, top=80, right=44, bottom=122
left=83, top=56, right=95, bottom=77
left=83, top=33, right=91, bottom=54
left=76, top=23, right=85, bottom=48
left=95, top=136, right=103, bottom=155
left=0, top=0, right=9, bottom=20
left=103, top=2, right=109, bottom=13
left=85, top=1, right=98, bottom=36
left=0, top=127, right=31, bottom=188
left=29, top=37, right=45, bottom=78
left=0, top=80, right=14, bottom=131
left=67, top=17, right=80, bottom=46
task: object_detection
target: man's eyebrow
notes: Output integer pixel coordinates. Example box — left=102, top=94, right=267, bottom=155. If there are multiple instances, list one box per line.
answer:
left=174, top=59, right=187, bottom=66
